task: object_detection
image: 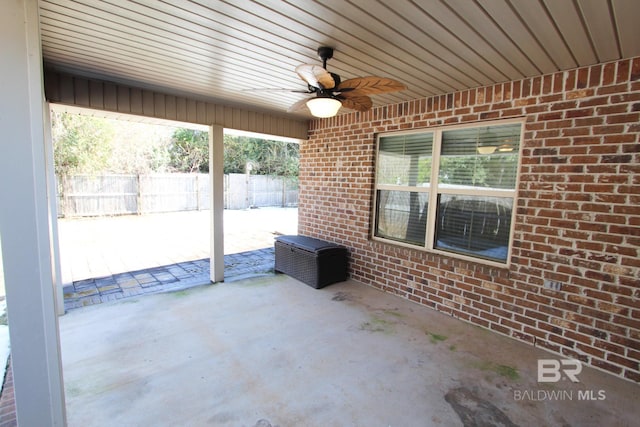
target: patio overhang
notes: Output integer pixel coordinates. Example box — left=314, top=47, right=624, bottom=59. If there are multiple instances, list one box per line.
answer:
left=43, top=69, right=310, bottom=141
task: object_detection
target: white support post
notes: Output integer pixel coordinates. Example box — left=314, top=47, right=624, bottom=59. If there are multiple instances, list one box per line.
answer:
left=43, top=104, right=66, bottom=315
left=209, top=125, right=225, bottom=282
left=0, top=0, right=67, bottom=425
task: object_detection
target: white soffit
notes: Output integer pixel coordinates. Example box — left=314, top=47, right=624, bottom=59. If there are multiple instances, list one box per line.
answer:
left=39, top=0, right=640, bottom=118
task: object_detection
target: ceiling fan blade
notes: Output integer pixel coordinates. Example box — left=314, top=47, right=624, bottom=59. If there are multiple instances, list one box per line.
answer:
left=295, top=64, right=336, bottom=89
left=287, top=97, right=312, bottom=113
left=337, top=76, right=406, bottom=97
left=340, top=95, right=373, bottom=112
left=241, top=88, right=313, bottom=93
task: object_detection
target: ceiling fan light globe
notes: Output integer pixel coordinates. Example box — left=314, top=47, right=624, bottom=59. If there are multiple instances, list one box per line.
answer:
left=306, top=97, right=341, bottom=117
left=477, top=146, right=497, bottom=155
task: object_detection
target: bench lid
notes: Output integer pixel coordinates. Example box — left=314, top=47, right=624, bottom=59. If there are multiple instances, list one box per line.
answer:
left=276, top=235, right=345, bottom=253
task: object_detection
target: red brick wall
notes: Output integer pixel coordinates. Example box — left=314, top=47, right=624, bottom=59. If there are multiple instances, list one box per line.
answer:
left=299, top=57, right=640, bottom=382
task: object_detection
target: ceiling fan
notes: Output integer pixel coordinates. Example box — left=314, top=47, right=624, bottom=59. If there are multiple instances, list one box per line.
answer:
left=288, top=47, right=407, bottom=117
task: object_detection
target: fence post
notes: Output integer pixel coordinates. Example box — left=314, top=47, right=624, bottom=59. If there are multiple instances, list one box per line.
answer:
left=60, top=174, right=68, bottom=217
left=58, top=174, right=64, bottom=217
left=224, top=174, right=228, bottom=209
left=245, top=163, right=251, bottom=209
left=196, top=173, right=200, bottom=211
left=136, top=174, right=141, bottom=215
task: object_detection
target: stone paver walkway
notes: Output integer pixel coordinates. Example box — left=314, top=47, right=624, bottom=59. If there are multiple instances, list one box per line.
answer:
left=63, top=248, right=276, bottom=311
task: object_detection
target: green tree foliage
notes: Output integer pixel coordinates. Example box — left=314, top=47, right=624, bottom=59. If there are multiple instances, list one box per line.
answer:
left=223, top=135, right=299, bottom=177
left=52, top=111, right=115, bottom=177
left=52, top=114, right=299, bottom=177
left=52, top=112, right=176, bottom=175
left=168, top=128, right=210, bottom=173
left=106, top=120, right=174, bottom=174
left=169, top=130, right=299, bottom=176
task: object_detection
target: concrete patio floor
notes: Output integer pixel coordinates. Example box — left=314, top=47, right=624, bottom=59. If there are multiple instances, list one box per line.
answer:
left=60, top=274, right=639, bottom=427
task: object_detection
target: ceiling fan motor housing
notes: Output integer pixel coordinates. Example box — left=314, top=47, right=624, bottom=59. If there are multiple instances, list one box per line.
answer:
left=317, top=46, right=334, bottom=62
left=290, top=46, right=407, bottom=116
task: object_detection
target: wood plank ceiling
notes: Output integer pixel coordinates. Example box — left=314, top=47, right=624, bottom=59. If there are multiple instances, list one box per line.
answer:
left=39, top=0, right=640, bottom=118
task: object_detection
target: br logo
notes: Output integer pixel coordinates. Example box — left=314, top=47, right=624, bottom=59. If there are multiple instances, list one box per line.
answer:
left=537, top=359, right=582, bottom=383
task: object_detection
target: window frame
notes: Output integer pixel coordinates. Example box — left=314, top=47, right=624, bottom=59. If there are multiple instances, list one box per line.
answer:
left=371, top=118, right=524, bottom=267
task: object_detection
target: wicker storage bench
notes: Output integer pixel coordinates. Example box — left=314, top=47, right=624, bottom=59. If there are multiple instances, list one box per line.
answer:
left=274, top=235, right=348, bottom=289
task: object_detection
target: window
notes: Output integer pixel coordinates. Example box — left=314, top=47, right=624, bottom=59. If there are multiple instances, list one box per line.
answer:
left=374, top=132, right=433, bottom=246
left=373, top=120, right=522, bottom=265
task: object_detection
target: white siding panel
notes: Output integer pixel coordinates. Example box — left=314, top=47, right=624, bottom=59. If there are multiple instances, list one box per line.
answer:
left=445, top=0, right=540, bottom=77
left=142, top=90, right=154, bottom=116
left=579, top=0, right=621, bottom=62
left=154, top=93, right=165, bottom=119
left=176, top=97, right=187, bottom=122
left=203, top=104, right=215, bottom=125
left=510, top=0, right=577, bottom=71
left=104, top=82, right=117, bottom=111
left=187, top=99, right=197, bottom=123
left=196, top=101, right=206, bottom=124
left=74, top=78, right=89, bottom=106
left=612, top=0, right=640, bottom=58
left=59, top=74, right=74, bottom=104
left=477, top=0, right=556, bottom=74
left=89, top=80, right=103, bottom=109
left=130, top=88, right=143, bottom=115
left=117, top=86, right=130, bottom=113
left=165, top=95, right=176, bottom=121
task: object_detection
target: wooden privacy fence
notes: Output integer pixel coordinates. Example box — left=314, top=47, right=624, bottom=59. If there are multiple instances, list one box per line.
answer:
left=57, top=173, right=298, bottom=217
